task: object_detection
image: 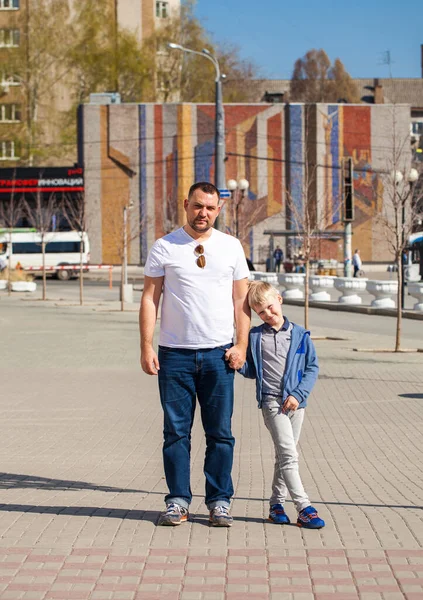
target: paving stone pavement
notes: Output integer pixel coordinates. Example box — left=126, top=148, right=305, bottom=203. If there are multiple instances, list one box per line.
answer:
left=1, top=292, right=423, bottom=600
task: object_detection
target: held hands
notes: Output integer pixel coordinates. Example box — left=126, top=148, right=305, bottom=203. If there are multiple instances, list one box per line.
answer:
left=282, top=395, right=299, bottom=413
left=141, top=346, right=160, bottom=375
left=225, top=344, right=247, bottom=371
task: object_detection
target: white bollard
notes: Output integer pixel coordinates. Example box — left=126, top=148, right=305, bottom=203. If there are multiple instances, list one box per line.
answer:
left=408, top=282, right=423, bottom=312
left=334, top=277, right=367, bottom=305
left=366, top=280, right=398, bottom=308
left=309, top=275, right=335, bottom=302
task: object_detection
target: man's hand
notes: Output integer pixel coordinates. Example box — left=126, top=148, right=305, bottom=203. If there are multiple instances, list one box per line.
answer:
left=282, top=395, right=299, bottom=413
left=225, top=344, right=247, bottom=370
left=141, top=346, right=160, bottom=375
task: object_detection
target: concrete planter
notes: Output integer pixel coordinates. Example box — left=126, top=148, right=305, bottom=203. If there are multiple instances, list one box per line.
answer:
left=366, top=280, right=398, bottom=308
left=408, top=282, right=423, bottom=312
left=279, top=273, right=305, bottom=299
left=251, top=271, right=278, bottom=284
left=334, top=277, right=367, bottom=305
left=309, top=275, right=335, bottom=302
left=11, top=281, right=37, bottom=292
left=0, top=280, right=7, bottom=290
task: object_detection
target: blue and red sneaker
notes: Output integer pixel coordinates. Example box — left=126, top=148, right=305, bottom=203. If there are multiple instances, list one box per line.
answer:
left=268, top=503, right=290, bottom=524
left=297, top=506, right=325, bottom=529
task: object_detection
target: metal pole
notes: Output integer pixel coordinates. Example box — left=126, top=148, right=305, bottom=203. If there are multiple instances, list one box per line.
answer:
left=235, top=193, right=239, bottom=239
left=214, top=77, right=225, bottom=231
left=401, top=199, right=405, bottom=309
left=123, top=206, right=127, bottom=287
left=344, top=222, right=352, bottom=277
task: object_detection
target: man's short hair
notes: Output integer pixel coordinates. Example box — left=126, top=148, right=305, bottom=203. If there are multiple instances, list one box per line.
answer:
left=188, top=182, right=220, bottom=201
left=247, top=281, right=280, bottom=308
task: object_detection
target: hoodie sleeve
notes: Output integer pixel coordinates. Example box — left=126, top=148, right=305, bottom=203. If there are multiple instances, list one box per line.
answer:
left=237, top=333, right=257, bottom=379
left=290, top=334, right=319, bottom=404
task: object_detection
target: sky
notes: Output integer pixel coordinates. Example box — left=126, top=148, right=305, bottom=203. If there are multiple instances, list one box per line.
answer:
left=194, top=0, right=422, bottom=80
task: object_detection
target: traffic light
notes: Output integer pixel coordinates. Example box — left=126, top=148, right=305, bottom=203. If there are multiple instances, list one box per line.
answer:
left=343, top=157, right=354, bottom=222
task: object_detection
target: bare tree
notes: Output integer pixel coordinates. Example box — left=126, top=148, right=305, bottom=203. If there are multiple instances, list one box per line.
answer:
left=0, top=174, right=24, bottom=294
left=376, top=110, right=423, bottom=351
left=61, top=192, right=87, bottom=305
left=103, top=201, right=147, bottom=312
left=22, top=188, right=57, bottom=300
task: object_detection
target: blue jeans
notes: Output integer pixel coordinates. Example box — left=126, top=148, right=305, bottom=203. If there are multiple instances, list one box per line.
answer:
left=158, top=345, right=235, bottom=510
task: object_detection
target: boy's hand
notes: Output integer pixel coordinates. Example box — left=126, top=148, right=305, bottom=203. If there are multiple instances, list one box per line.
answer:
left=282, top=395, right=299, bottom=413
left=225, top=344, right=246, bottom=370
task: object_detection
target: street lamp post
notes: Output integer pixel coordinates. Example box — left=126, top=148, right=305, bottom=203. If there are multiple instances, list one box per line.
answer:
left=393, top=168, right=419, bottom=309
left=227, top=178, right=249, bottom=238
left=168, top=43, right=226, bottom=227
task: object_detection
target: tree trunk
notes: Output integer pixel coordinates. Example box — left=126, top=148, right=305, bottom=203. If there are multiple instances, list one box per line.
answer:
left=395, top=253, right=402, bottom=352
left=120, top=256, right=125, bottom=312
left=304, top=259, right=310, bottom=330
left=42, top=239, right=46, bottom=301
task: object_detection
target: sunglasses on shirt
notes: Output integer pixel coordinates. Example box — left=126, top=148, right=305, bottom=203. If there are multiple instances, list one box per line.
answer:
left=194, top=244, right=206, bottom=269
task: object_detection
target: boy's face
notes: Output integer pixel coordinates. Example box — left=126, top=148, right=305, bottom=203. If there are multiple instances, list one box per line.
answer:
left=252, top=292, right=284, bottom=330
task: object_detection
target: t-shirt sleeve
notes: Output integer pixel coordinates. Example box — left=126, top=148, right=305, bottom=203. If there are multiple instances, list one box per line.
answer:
left=233, top=240, right=250, bottom=281
left=144, top=241, right=165, bottom=278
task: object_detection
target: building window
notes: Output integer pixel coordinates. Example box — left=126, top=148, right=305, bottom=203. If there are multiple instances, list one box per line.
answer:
left=0, top=104, right=22, bottom=122
left=0, top=0, right=20, bottom=9
left=0, top=140, right=20, bottom=160
left=1, top=73, right=21, bottom=89
left=156, top=1, right=168, bottom=18
left=0, top=29, right=20, bottom=47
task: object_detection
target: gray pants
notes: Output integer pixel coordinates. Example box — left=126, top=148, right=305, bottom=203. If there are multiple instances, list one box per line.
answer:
left=262, top=397, right=310, bottom=512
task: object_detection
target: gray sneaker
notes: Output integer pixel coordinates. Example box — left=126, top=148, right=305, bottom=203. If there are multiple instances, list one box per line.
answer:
left=209, top=506, right=233, bottom=527
left=158, top=503, right=189, bottom=526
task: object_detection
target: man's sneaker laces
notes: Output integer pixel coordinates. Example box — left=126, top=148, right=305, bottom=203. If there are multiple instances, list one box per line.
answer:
left=158, top=503, right=189, bottom=526
left=209, top=506, right=233, bottom=527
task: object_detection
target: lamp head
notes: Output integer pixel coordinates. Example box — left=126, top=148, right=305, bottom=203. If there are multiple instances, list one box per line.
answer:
left=227, top=179, right=238, bottom=191
left=168, top=42, right=183, bottom=50
left=238, top=178, right=249, bottom=191
left=391, top=170, right=404, bottom=184
left=408, top=168, right=419, bottom=183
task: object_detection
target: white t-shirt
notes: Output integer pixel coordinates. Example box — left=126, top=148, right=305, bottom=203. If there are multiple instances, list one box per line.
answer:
left=144, top=227, right=249, bottom=349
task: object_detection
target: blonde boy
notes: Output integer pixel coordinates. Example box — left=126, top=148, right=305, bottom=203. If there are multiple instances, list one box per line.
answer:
left=237, top=281, right=325, bottom=528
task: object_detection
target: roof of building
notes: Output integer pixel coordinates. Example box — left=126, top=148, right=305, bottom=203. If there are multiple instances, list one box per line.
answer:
left=251, top=78, right=423, bottom=108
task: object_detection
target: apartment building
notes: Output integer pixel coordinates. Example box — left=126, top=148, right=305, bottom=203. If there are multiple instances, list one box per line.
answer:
left=0, top=0, right=180, bottom=166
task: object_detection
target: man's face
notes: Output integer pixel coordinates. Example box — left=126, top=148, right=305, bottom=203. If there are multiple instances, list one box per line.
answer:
left=184, top=189, right=221, bottom=234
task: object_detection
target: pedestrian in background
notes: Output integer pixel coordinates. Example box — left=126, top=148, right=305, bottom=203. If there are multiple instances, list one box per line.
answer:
left=273, top=245, right=284, bottom=272
left=140, top=181, right=250, bottom=527
left=352, top=248, right=362, bottom=277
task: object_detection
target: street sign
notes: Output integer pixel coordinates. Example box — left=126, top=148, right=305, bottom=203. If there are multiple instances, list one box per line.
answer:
left=219, top=188, right=231, bottom=199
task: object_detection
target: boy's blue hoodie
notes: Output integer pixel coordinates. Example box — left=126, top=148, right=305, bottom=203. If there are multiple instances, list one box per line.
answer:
left=239, top=318, right=319, bottom=409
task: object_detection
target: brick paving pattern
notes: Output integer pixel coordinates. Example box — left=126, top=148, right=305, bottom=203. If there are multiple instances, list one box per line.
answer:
left=0, top=295, right=422, bottom=599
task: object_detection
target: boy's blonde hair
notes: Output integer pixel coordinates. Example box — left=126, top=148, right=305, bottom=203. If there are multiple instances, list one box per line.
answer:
left=247, top=280, right=281, bottom=308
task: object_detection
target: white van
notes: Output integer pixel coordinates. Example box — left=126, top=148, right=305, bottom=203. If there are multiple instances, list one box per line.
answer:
left=0, top=230, right=90, bottom=281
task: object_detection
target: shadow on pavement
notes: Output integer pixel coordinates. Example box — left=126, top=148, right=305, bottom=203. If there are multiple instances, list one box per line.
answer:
left=398, top=393, right=423, bottom=399
left=0, top=472, right=143, bottom=493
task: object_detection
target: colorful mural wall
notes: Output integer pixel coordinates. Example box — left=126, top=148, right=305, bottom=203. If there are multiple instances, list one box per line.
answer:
left=80, top=102, right=409, bottom=265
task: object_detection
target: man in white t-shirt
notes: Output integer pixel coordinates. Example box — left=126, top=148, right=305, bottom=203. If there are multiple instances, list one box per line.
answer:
left=140, top=182, right=250, bottom=527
